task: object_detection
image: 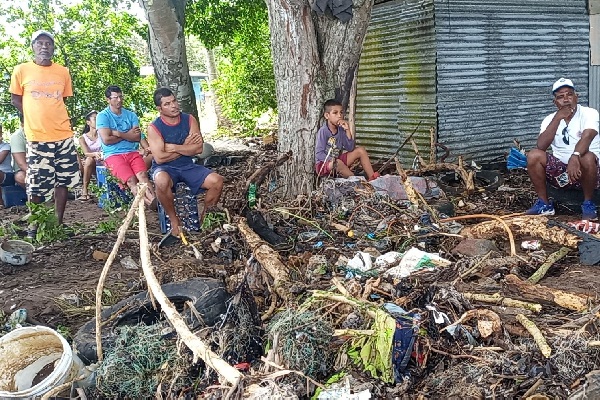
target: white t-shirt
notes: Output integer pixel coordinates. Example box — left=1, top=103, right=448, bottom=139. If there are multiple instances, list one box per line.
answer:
left=540, top=104, right=600, bottom=164
left=0, top=143, right=12, bottom=174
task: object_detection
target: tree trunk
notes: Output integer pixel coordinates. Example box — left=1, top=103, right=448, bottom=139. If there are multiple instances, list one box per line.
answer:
left=139, top=0, right=198, bottom=120
left=204, top=47, right=228, bottom=128
left=266, top=0, right=374, bottom=197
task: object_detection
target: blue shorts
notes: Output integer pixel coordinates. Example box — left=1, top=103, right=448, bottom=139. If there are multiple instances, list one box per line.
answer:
left=152, top=163, right=213, bottom=195
left=0, top=172, right=16, bottom=187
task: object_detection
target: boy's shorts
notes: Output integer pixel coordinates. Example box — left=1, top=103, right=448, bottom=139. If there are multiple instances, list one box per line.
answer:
left=152, top=163, right=213, bottom=195
left=546, top=153, right=600, bottom=189
left=105, top=152, right=147, bottom=185
left=315, top=153, right=349, bottom=177
left=26, top=137, right=81, bottom=198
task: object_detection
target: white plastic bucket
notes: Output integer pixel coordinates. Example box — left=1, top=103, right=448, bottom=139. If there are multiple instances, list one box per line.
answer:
left=0, top=326, right=83, bottom=398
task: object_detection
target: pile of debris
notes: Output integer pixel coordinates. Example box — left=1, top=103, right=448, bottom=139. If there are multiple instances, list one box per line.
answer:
left=3, top=143, right=600, bottom=399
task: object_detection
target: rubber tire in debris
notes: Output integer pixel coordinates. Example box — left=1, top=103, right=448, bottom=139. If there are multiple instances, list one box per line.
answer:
left=546, top=183, right=600, bottom=209
left=73, top=277, right=230, bottom=364
left=437, top=170, right=504, bottom=195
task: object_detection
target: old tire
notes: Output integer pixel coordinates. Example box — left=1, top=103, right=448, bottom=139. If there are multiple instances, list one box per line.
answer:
left=73, top=277, right=230, bottom=364
left=438, top=170, right=504, bottom=195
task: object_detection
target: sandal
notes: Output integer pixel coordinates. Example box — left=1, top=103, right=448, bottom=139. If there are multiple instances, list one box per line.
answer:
left=78, top=194, right=91, bottom=201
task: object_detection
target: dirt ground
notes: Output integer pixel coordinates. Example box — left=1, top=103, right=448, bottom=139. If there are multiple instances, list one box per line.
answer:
left=0, top=144, right=256, bottom=334
left=2, top=147, right=600, bottom=397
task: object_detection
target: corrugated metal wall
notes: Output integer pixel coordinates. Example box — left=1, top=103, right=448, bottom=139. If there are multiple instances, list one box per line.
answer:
left=435, top=0, right=590, bottom=162
left=355, top=0, right=437, bottom=165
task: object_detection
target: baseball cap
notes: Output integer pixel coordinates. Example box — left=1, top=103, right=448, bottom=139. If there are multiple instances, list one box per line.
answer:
left=552, top=78, right=575, bottom=94
left=31, top=30, right=54, bottom=43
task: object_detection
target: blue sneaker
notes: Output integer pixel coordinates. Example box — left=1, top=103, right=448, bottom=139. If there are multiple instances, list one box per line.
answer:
left=526, top=199, right=555, bottom=215
left=582, top=200, right=598, bottom=220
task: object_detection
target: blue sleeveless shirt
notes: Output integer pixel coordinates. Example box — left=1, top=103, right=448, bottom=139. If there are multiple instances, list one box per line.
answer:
left=151, top=113, right=192, bottom=168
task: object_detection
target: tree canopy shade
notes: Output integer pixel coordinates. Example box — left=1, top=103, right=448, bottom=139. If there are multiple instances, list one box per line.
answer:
left=0, top=0, right=155, bottom=130
left=186, top=0, right=276, bottom=129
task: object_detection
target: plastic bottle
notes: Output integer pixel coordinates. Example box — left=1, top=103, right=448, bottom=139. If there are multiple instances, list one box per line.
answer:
left=248, top=183, right=257, bottom=208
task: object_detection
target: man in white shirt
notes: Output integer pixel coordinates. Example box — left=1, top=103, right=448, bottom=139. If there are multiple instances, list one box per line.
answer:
left=526, top=78, right=600, bottom=220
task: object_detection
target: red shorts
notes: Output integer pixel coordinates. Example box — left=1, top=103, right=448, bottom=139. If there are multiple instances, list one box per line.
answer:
left=315, top=153, right=349, bottom=177
left=105, top=152, right=147, bottom=185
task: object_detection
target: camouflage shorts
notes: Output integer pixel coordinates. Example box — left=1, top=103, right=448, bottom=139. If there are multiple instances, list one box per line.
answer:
left=27, top=137, right=81, bottom=199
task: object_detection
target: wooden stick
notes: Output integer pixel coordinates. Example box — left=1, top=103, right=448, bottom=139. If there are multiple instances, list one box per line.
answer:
left=462, top=292, right=542, bottom=313
left=528, top=247, right=570, bottom=284
left=238, top=218, right=292, bottom=302
left=95, top=184, right=147, bottom=362
left=429, top=127, right=436, bottom=165
left=311, top=291, right=378, bottom=319
left=505, top=274, right=588, bottom=312
left=454, top=251, right=493, bottom=284
left=440, top=214, right=517, bottom=256
left=376, top=121, right=421, bottom=174
left=521, top=377, right=544, bottom=399
left=137, top=190, right=243, bottom=392
left=395, top=159, right=419, bottom=206
left=516, top=314, right=552, bottom=358
left=333, top=329, right=375, bottom=336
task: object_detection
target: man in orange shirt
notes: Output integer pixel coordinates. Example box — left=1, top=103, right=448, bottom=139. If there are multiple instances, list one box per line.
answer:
left=10, top=30, right=80, bottom=238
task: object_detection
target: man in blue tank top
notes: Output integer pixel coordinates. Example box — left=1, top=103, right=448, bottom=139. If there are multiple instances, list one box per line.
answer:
left=147, top=87, right=224, bottom=247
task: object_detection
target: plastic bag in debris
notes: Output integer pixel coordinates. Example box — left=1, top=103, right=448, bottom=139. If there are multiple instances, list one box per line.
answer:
left=384, top=247, right=451, bottom=279
left=374, top=251, right=403, bottom=270
left=369, top=175, right=441, bottom=201
left=3, top=308, right=27, bottom=332
left=347, top=252, right=373, bottom=272
left=316, top=376, right=371, bottom=400
left=507, top=147, right=527, bottom=170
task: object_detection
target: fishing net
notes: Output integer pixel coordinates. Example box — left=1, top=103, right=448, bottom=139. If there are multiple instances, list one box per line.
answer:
left=96, top=324, right=191, bottom=398
left=267, top=309, right=334, bottom=379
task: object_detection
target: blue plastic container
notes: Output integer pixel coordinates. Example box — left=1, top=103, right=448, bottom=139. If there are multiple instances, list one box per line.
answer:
left=1, top=185, right=27, bottom=207
left=157, top=183, right=200, bottom=234
left=96, top=166, right=131, bottom=209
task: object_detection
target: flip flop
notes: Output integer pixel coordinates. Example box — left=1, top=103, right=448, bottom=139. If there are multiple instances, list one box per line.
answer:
left=159, top=230, right=181, bottom=248
left=78, top=195, right=91, bottom=201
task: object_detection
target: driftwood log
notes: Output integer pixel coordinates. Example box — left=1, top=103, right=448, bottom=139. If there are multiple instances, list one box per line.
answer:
left=238, top=218, right=292, bottom=302
left=138, top=194, right=243, bottom=395
left=504, top=274, right=589, bottom=312
left=245, top=151, right=292, bottom=193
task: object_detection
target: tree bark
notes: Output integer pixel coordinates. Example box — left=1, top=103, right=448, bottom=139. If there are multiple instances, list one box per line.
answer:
left=266, top=0, right=374, bottom=197
left=204, top=47, right=228, bottom=127
left=139, top=0, right=198, bottom=119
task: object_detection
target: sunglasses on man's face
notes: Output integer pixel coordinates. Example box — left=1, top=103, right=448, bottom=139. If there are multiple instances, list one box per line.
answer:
left=562, top=127, right=569, bottom=145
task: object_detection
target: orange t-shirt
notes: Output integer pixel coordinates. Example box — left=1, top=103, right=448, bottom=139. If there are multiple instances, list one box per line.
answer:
left=9, top=61, right=74, bottom=142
